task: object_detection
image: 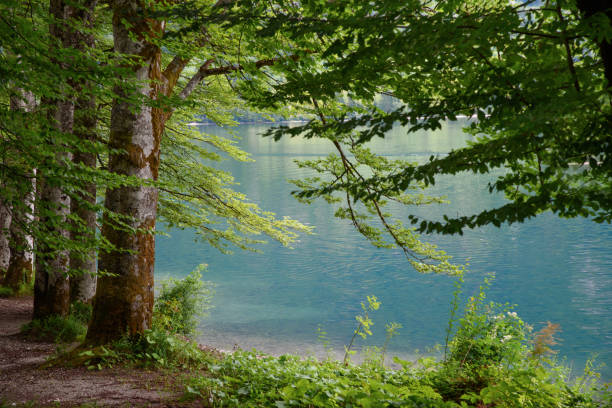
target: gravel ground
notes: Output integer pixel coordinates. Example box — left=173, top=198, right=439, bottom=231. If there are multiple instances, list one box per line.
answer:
left=0, top=296, right=201, bottom=407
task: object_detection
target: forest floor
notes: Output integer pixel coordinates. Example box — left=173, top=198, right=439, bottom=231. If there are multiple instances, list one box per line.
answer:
left=0, top=296, right=200, bottom=407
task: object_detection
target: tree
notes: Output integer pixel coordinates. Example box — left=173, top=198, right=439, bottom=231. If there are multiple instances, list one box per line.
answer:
left=2, top=89, right=36, bottom=291
left=33, top=0, right=79, bottom=319
left=222, top=0, right=611, bottom=240
left=68, top=0, right=98, bottom=304
left=86, top=0, right=310, bottom=343
left=1, top=0, right=308, bottom=341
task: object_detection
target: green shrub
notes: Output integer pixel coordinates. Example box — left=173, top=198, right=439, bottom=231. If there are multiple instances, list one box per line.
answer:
left=21, top=314, right=86, bottom=343
left=153, top=266, right=214, bottom=338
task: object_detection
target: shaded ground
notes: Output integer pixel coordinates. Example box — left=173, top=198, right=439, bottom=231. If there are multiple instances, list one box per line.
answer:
left=0, top=297, right=199, bottom=407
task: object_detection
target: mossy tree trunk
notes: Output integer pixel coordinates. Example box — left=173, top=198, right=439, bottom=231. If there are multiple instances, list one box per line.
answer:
left=86, top=0, right=164, bottom=344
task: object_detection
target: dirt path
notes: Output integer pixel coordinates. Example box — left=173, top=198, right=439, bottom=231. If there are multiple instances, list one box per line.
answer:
left=0, top=297, right=193, bottom=407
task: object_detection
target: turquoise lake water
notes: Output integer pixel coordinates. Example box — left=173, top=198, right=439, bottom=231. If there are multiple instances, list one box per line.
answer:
left=155, top=121, right=612, bottom=379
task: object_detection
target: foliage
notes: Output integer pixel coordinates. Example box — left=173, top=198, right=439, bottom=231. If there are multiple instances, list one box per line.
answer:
left=21, top=315, right=86, bottom=343
left=18, top=300, right=91, bottom=343
left=212, top=0, right=612, bottom=241
left=54, top=272, right=611, bottom=407
left=77, top=329, right=210, bottom=370
left=179, top=275, right=611, bottom=407
left=0, top=279, right=33, bottom=298
left=153, top=266, right=214, bottom=338
left=185, top=351, right=455, bottom=408
left=0, top=0, right=312, bottom=292
left=183, top=347, right=610, bottom=408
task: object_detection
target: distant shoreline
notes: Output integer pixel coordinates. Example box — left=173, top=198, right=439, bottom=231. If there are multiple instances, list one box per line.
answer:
left=187, top=120, right=310, bottom=126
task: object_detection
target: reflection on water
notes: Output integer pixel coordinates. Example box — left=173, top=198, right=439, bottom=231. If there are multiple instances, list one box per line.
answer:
left=156, top=121, right=612, bottom=378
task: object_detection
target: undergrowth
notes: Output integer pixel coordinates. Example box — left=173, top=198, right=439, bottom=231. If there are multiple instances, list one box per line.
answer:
left=21, top=301, right=92, bottom=343
left=70, top=270, right=612, bottom=407
left=0, top=280, right=34, bottom=298
left=0, top=286, right=12, bottom=297
left=77, top=268, right=214, bottom=370
left=180, top=273, right=611, bottom=407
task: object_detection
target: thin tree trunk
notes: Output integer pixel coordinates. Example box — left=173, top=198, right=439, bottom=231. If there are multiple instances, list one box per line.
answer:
left=69, top=0, right=98, bottom=304
left=69, top=95, right=97, bottom=303
left=87, top=0, right=163, bottom=344
left=33, top=0, right=75, bottom=318
left=3, top=90, right=36, bottom=290
left=33, top=100, right=73, bottom=317
left=0, top=202, right=11, bottom=279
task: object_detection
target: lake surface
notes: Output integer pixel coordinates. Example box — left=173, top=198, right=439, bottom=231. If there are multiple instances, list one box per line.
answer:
left=155, top=121, right=612, bottom=379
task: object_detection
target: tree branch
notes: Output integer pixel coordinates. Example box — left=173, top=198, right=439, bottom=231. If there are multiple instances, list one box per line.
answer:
left=178, top=54, right=301, bottom=100
left=162, top=55, right=191, bottom=97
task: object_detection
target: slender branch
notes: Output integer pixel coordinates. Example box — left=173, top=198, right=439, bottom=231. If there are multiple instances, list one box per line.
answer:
left=310, top=98, right=430, bottom=264
left=201, top=55, right=301, bottom=77
left=556, top=5, right=581, bottom=92
left=178, top=53, right=304, bottom=100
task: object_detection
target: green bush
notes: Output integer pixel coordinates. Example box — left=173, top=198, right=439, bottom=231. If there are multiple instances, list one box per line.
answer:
left=0, top=281, right=35, bottom=298
left=153, top=266, right=214, bottom=338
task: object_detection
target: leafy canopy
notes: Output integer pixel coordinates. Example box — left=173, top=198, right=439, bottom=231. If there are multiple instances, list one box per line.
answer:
left=211, top=0, right=612, bottom=239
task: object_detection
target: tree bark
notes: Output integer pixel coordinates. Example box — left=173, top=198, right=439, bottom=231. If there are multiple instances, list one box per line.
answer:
left=576, top=0, right=612, bottom=88
left=33, top=0, right=75, bottom=318
left=3, top=90, right=36, bottom=290
left=0, top=202, right=11, bottom=279
left=87, top=0, right=164, bottom=344
left=69, top=94, right=97, bottom=303
left=69, top=0, right=98, bottom=304
left=3, top=175, right=35, bottom=291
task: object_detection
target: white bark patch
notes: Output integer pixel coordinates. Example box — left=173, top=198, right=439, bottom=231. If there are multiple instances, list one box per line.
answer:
left=0, top=202, right=11, bottom=271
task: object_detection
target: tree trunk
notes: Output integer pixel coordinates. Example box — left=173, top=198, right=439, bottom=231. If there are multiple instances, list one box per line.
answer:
left=33, top=0, right=75, bottom=318
left=86, top=1, right=163, bottom=344
left=69, top=0, right=98, bottom=304
left=3, top=90, right=36, bottom=290
left=69, top=97, right=97, bottom=302
left=3, top=176, right=35, bottom=290
left=33, top=99, right=73, bottom=318
left=0, top=202, right=11, bottom=279
left=576, top=0, right=612, bottom=88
